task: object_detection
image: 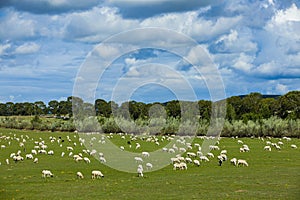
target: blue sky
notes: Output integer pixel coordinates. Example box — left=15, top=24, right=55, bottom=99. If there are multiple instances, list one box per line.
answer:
left=0, top=0, right=300, bottom=104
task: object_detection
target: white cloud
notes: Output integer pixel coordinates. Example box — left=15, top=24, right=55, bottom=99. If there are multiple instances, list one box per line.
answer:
left=232, top=53, right=254, bottom=72
left=0, top=11, right=36, bottom=40
left=0, top=43, right=11, bottom=55
left=275, top=83, right=288, bottom=94
left=15, top=42, right=40, bottom=54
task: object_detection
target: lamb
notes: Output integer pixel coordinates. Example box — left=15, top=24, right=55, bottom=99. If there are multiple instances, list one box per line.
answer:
left=33, top=158, right=38, bottom=163
left=61, top=152, right=65, bottom=157
left=185, top=157, right=193, bottom=163
left=187, top=152, right=197, bottom=158
left=42, top=170, right=54, bottom=178
left=91, top=170, right=104, bottom=179
left=135, top=143, right=141, bottom=149
left=6, top=158, right=9, bottom=165
left=31, top=149, right=37, bottom=155
left=67, top=146, right=73, bottom=151
left=237, top=140, right=243, bottom=144
left=237, top=159, right=248, bottom=167
left=77, top=171, right=84, bottom=179
left=220, top=150, right=227, bottom=155
left=47, top=150, right=54, bottom=155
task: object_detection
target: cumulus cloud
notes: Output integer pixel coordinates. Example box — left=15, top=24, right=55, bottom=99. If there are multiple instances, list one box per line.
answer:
left=0, top=0, right=102, bottom=14
left=0, top=43, right=11, bottom=55
left=15, top=42, right=40, bottom=54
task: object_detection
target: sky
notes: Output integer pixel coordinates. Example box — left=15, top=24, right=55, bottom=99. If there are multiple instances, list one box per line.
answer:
left=0, top=0, right=300, bottom=104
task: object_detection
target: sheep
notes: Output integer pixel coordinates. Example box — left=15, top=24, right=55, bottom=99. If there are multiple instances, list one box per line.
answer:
left=187, top=152, right=196, bottom=158
left=218, top=154, right=227, bottom=161
left=230, top=158, right=237, bottom=166
left=264, top=146, right=271, bottom=151
left=220, top=150, right=227, bottom=155
left=171, top=157, right=180, bottom=164
left=31, top=149, right=37, bottom=155
left=237, top=159, right=248, bottom=167
left=75, top=157, right=83, bottom=162
left=237, top=140, right=243, bottom=144
left=137, top=166, right=144, bottom=177
left=6, top=158, right=9, bottom=165
left=67, top=146, right=73, bottom=151
left=179, top=147, right=186, bottom=153
left=142, top=152, right=150, bottom=157
left=199, top=155, right=209, bottom=162
left=26, top=154, right=34, bottom=159
left=134, top=157, right=143, bottom=163
left=99, top=157, right=106, bottom=163
left=47, top=150, right=54, bottom=155
left=61, top=152, right=65, bottom=157
left=77, top=171, right=84, bottom=179
left=120, top=146, right=125, bottom=151
left=209, top=145, right=220, bottom=150
left=146, top=162, right=153, bottom=170
left=291, top=144, right=297, bottom=149
left=207, top=152, right=214, bottom=158
left=278, top=141, right=284, bottom=145
left=185, top=157, right=193, bottom=163
left=91, top=170, right=104, bottom=179
left=193, top=159, right=200, bottom=167
left=173, top=162, right=187, bottom=170
left=33, top=158, right=38, bottom=163
left=136, top=143, right=141, bottom=149
left=38, top=150, right=47, bottom=154
left=83, top=157, right=91, bottom=164
left=168, top=148, right=175, bottom=153
left=1, top=145, right=5, bottom=149
left=13, top=155, right=24, bottom=162
left=42, top=170, right=54, bottom=178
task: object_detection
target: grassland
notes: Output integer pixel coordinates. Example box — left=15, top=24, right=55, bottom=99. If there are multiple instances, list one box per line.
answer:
left=0, top=128, right=299, bottom=200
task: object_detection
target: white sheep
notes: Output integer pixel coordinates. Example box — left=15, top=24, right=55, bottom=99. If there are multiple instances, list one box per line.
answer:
left=146, top=162, right=153, bottom=170
left=134, top=157, right=143, bottom=163
left=230, top=158, right=237, bottom=166
left=291, top=144, right=297, bottom=149
left=199, top=155, right=209, bottom=162
left=31, top=149, right=37, bottom=155
left=1, top=145, right=6, bottom=149
left=61, top=152, right=65, bottom=157
left=26, top=154, right=34, bottom=159
left=207, top=152, right=214, bottom=158
left=136, top=143, right=141, bottom=149
left=6, top=158, right=9, bottom=165
left=47, top=150, right=54, bottom=155
left=142, top=152, right=150, bottom=157
left=220, top=150, right=227, bottom=154
left=120, top=146, right=125, bottom=151
left=33, top=158, right=38, bottom=163
left=187, top=152, right=196, bottom=157
left=264, top=146, right=271, bottom=151
left=42, top=170, right=54, bottom=178
left=99, top=157, right=106, bottom=163
left=237, top=140, right=243, bottom=144
left=91, top=170, right=104, bottom=179
left=77, top=171, right=84, bottom=179
left=83, top=157, right=91, bottom=163
left=193, top=159, right=200, bottom=167
left=185, top=157, right=193, bottom=163
left=67, top=146, right=73, bottom=151
left=237, top=159, right=248, bottom=167
left=137, top=166, right=144, bottom=177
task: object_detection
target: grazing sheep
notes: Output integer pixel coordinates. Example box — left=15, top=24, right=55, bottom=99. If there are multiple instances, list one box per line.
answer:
left=237, top=140, right=243, bottom=144
left=1, top=145, right=5, bottom=149
left=83, top=157, right=91, bottom=164
left=61, top=152, right=65, bottom=157
left=209, top=145, right=220, bottom=150
left=199, top=155, right=209, bottom=162
left=120, top=146, right=125, bottom=151
left=13, top=155, right=24, bottom=162
left=91, top=170, right=104, bottom=179
left=278, top=141, right=284, bottom=145
left=264, top=146, right=271, bottom=151
left=179, top=147, right=186, bottom=153
left=77, top=171, right=84, bottom=179
left=207, top=152, right=214, bottom=158
left=137, top=166, right=144, bottom=177
left=67, top=146, right=73, bottom=151
left=173, top=162, right=187, bottom=170
left=47, top=150, right=54, bottom=155
left=6, top=158, right=9, bottom=165
left=33, top=158, right=38, bottom=163
left=134, top=157, right=143, bottom=163
left=291, top=144, right=297, bottom=149
left=185, top=157, right=193, bottom=163
left=187, top=152, right=197, bottom=158
left=220, top=150, right=227, bottom=155
left=237, top=159, right=248, bottom=167
left=193, top=160, right=200, bottom=167
left=230, top=158, right=237, bottom=166
left=31, top=150, right=37, bottom=155
left=168, top=148, right=175, bottom=153
left=42, top=170, right=54, bottom=178
left=99, top=157, right=106, bottom=163
left=146, top=162, right=153, bottom=170
left=142, top=152, right=150, bottom=157
left=136, top=143, right=141, bottom=149
left=26, top=154, right=34, bottom=159
left=239, top=147, right=245, bottom=152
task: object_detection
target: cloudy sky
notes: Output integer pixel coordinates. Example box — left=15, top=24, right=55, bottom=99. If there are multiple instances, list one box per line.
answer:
left=0, top=0, right=299, bottom=104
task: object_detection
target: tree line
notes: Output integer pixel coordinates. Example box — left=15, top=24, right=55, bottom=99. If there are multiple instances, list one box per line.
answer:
left=0, top=91, right=299, bottom=121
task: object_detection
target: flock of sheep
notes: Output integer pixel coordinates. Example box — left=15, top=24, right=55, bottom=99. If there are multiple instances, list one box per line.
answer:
left=0, top=131, right=298, bottom=180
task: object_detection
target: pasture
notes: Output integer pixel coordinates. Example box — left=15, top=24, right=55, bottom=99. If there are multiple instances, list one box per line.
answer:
left=0, top=128, right=299, bottom=199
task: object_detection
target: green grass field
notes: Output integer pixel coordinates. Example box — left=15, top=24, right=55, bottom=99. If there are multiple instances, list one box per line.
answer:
left=0, top=128, right=299, bottom=200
